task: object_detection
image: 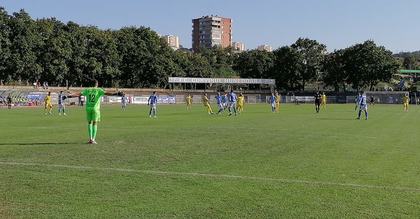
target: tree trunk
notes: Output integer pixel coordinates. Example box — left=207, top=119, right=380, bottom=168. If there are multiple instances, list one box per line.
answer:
left=334, top=85, right=339, bottom=93
left=369, top=82, right=375, bottom=91
left=302, top=79, right=305, bottom=91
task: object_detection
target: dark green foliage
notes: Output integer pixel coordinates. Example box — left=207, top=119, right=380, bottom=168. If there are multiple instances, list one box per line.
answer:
left=7, top=9, right=43, bottom=83
left=234, top=49, right=274, bottom=79
left=322, top=49, right=347, bottom=92
left=271, top=46, right=303, bottom=91
left=402, top=56, right=419, bottom=70
left=343, top=40, right=400, bottom=91
left=0, top=7, right=11, bottom=83
left=290, top=38, right=327, bottom=91
left=0, top=9, right=403, bottom=90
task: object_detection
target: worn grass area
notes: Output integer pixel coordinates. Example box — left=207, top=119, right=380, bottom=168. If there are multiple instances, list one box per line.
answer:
left=0, top=103, right=419, bottom=218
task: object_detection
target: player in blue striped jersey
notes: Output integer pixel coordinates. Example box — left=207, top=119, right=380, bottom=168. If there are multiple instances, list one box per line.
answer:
left=215, top=92, right=224, bottom=114
left=357, top=91, right=368, bottom=120
left=228, top=90, right=237, bottom=116
left=148, top=91, right=158, bottom=118
left=58, top=91, right=68, bottom=116
left=269, top=93, right=276, bottom=112
left=121, top=93, right=127, bottom=110
left=221, top=93, right=228, bottom=109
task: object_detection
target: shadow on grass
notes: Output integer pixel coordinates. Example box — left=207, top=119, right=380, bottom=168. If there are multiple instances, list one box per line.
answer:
left=0, top=142, right=78, bottom=146
left=317, top=118, right=355, bottom=121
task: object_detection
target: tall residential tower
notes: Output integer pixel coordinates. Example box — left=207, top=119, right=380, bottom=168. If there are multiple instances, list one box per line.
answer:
left=192, top=15, right=232, bottom=52
left=162, top=35, right=180, bottom=50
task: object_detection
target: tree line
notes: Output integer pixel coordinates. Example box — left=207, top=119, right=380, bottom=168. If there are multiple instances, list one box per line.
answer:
left=394, top=51, right=420, bottom=70
left=0, top=8, right=402, bottom=91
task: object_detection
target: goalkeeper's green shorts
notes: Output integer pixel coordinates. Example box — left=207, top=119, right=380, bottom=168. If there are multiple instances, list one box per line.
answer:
left=86, top=107, right=101, bottom=122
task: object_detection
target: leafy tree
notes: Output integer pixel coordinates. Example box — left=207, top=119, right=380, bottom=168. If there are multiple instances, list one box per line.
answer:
left=291, top=38, right=327, bottom=91
left=173, top=50, right=212, bottom=77
left=64, top=21, right=89, bottom=86
left=85, top=28, right=121, bottom=87
left=116, top=27, right=181, bottom=88
left=7, top=9, right=43, bottom=83
left=186, top=53, right=212, bottom=77
left=0, top=7, right=11, bottom=83
left=36, top=18, right=71, bottom=86
left=271, top=46, right=302, bottom=91
left=234, top=50, right=274, bottom=79
left=394, top=50, right=420, bottom=59
left=197, top=46, right=237, bottom=77
left=322, top=49, right=347, bottom=92
left=0, top=9, right=404, bottom=90
left=402, top=56, right=419, bottom=70
left=344, top=40, right=399, bottom=91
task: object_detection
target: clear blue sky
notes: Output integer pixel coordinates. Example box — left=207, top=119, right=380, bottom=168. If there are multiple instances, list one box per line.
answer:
left=2, top=0, right=420, bottom=52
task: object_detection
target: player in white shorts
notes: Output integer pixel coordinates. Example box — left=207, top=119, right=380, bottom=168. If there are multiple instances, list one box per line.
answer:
left=121, top=93, right=127, bottom=110
left=357, top=91, right=368, bottom=120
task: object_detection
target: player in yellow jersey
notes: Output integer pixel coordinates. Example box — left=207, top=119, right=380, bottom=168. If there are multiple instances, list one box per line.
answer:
left=202, top=93, right=214, bottom=114
left=275, top=91, right=281, bottom=112
left=186, top=94, right=192, bottom=110
left=237, top=93, right=245, bottom=113
left=44, top=92, right=53, bottom=115
left=403, top=93, right=409, bottom=111
left=321, top=92, right=327, bottom=109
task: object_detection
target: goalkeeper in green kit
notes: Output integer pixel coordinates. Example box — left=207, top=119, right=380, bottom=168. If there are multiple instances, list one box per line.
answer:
left=69, top=80, right=124, bottom=144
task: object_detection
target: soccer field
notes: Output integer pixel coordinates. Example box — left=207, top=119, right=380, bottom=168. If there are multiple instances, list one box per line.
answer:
left=1, top=103, right=419, bottom=218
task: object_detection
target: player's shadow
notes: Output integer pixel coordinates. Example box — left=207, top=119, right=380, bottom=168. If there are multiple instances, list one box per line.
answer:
left=317, top=118, right=355, bottom=121
left=0, top=142, right=77, bottom=146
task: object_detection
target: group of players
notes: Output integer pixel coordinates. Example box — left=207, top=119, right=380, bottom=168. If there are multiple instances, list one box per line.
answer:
left=184, top=90, right=282, bottom=116
left=354, top=91, right=410, bottom=120
left=314, top=92, right=328, bottom=113
left=198, top=90, right=245, bottom=116
left=43, top=91, right=68, bottom=115
left=315, top=91, right=371, bottom=120
left=314, top=90, right=411, bottom=121
left=4, top=80, right=414, bottom=144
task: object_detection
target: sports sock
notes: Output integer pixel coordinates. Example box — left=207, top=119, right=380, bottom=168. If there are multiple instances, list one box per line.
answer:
left=88, top=124, right=93, bottom=139
left=358, top=110, right=361, bottom=118
left=92, top=124, right=98, bottom=140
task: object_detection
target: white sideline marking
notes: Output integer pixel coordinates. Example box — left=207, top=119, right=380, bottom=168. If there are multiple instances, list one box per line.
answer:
left=0, top=161, right=419, bottom=192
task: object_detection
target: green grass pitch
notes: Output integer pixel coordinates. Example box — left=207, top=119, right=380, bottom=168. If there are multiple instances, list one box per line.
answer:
left=1, top=103, right=419, bottom=218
